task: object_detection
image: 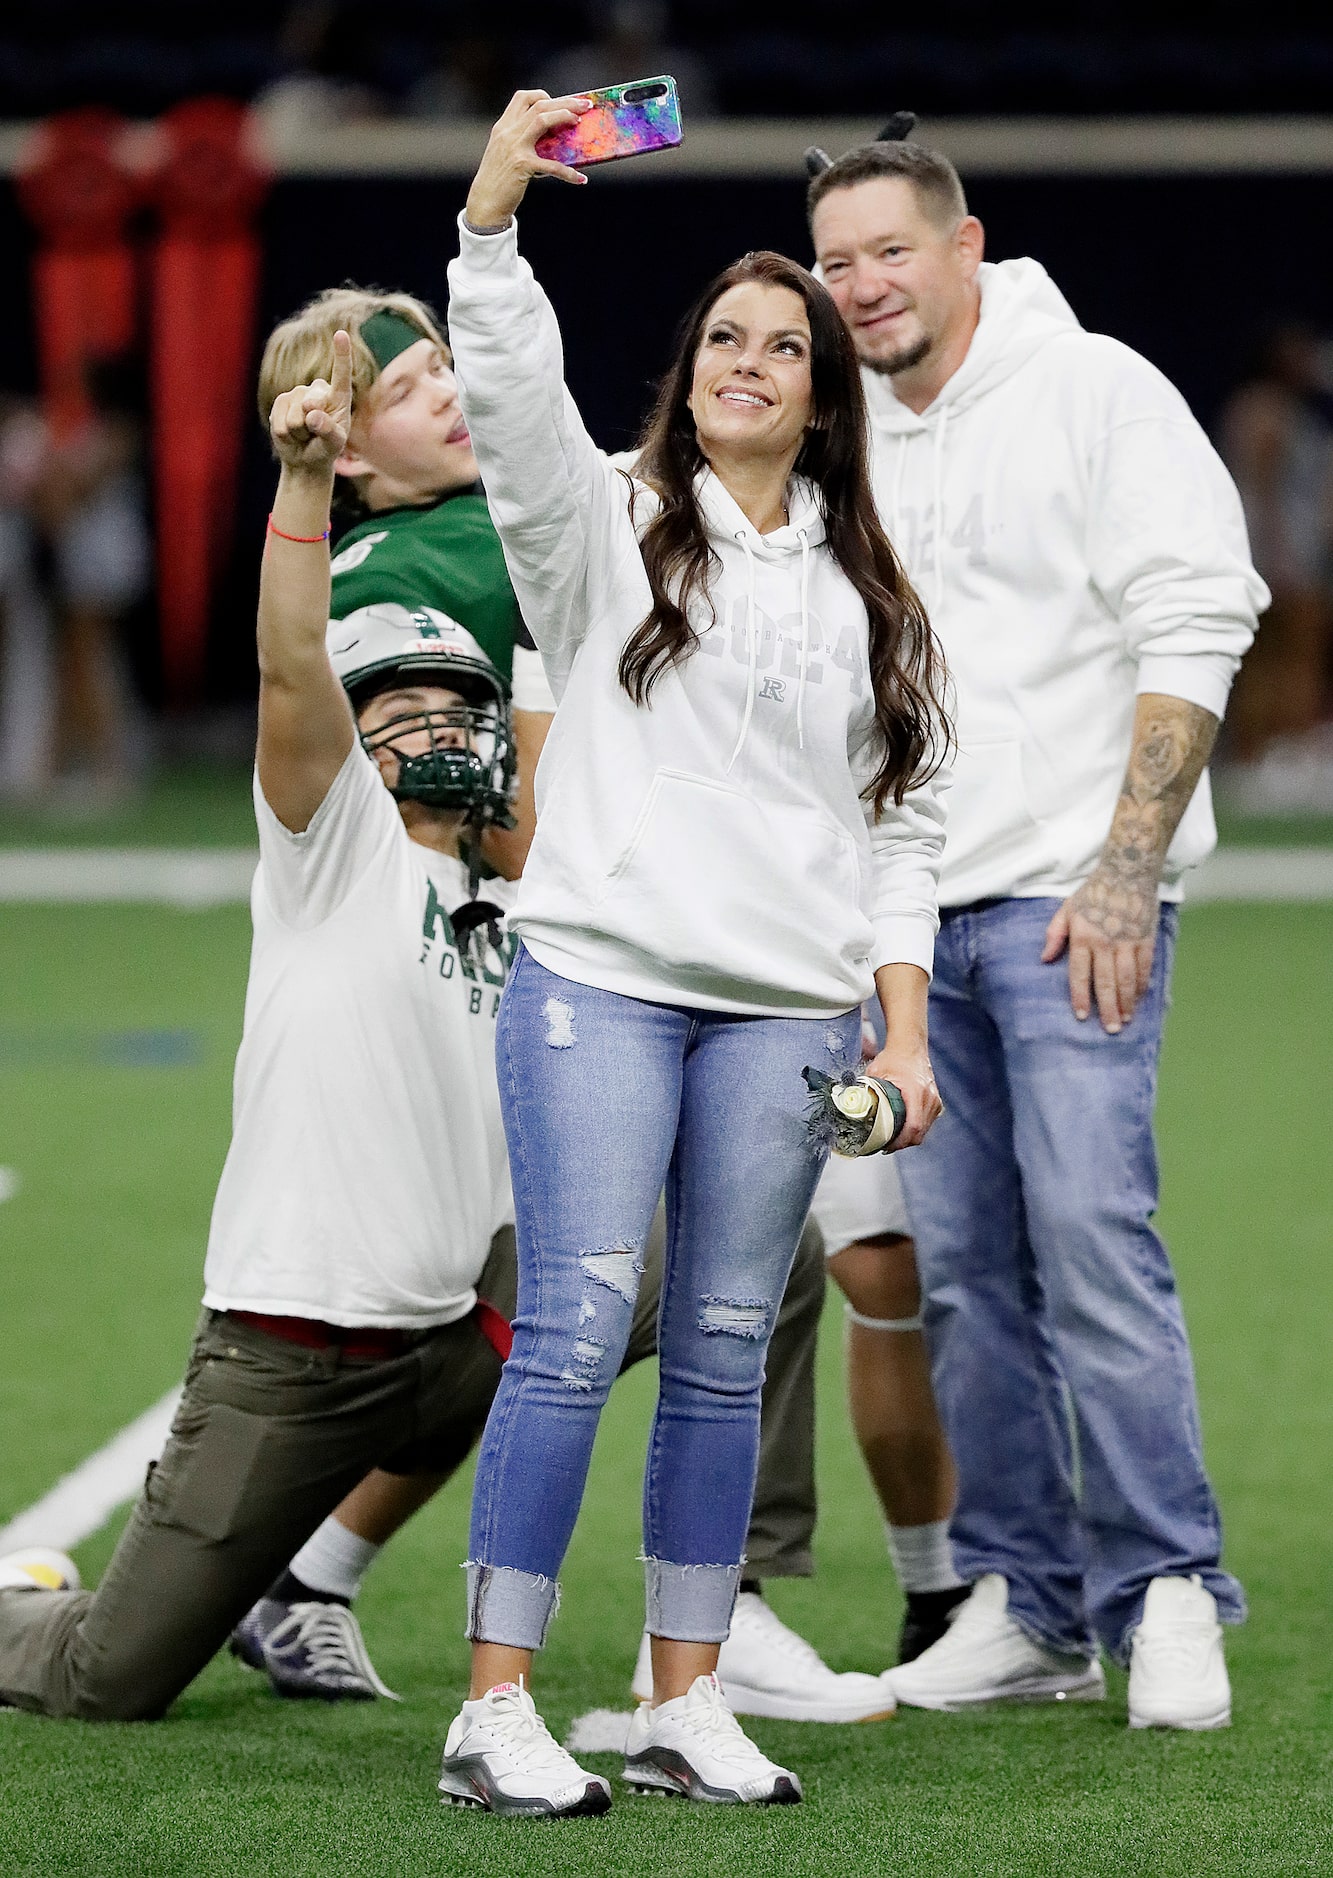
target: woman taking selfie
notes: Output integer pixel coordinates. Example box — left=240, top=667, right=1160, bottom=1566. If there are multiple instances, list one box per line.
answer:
left=437, top=90, right=950, bottom=1818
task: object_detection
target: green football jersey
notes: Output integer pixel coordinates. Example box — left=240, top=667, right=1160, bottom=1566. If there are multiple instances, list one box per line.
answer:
left=329, top=490, right=523, bottom=681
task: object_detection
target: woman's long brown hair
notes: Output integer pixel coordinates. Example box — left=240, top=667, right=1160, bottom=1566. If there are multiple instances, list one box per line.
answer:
left=621, top=250, right=949, bottom=813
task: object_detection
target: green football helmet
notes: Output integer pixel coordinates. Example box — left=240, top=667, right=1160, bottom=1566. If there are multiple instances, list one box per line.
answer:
left=326, top=604, right=517, bottom=860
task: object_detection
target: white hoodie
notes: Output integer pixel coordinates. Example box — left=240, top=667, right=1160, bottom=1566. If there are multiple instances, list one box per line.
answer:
left=447, top=218, right=947, bottom=1017
left=862, top=258, right=1268, bottom=908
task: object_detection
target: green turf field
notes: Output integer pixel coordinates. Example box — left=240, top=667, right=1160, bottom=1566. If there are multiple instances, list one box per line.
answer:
left=0, top=765, right=260, bottom=850
left=1, top=899, right=1331, bottom=1876
left=2, top=760, right=1331, bottom=851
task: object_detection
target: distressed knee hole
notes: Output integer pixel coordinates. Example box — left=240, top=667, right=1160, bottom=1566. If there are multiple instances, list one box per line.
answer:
left=698, top=1295, right=769, bottom=1339
left=560, top=1335, right=607, bottom=1392
left=561, top=1243, right=643, bottom=1386
left=578, top=1243, right=644, bottom=1306
left=825, top=1028, right=844, bottom=1057
left=543, top=996, right=576, bottom=1048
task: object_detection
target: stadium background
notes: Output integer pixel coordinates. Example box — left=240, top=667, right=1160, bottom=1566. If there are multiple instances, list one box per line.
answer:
left=1, top=6, right=1331, bottom=1872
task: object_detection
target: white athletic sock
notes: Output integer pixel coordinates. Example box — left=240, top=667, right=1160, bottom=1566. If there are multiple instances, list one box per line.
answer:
left=289, top=1517, right=382, bottom=1601
left=885, top=1519, right=965, bottom=1595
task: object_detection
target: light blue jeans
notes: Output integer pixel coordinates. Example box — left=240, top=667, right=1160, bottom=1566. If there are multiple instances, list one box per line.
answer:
left=898, top=898, right=1245, bottom=1664
left=466, top=946, right=859, bottom=1648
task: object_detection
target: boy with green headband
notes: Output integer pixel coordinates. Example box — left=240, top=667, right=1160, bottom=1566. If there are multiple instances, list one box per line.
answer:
left=233, top=287, right=892, bottom=1727
left=257, top=287, right=553, bottom=875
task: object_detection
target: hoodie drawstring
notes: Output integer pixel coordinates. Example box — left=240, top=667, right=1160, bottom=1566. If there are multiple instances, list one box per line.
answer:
left=931, top=405, right=949, bottom=618
left=891, top=437, right=908, bottom=551
left=889, top=413, right=947, bottom=617
left=725, top=531, right=760, bottom=774
left=796, top=527, right=811, bottom=751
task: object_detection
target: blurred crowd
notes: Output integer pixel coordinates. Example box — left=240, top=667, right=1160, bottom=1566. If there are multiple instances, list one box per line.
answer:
left=1216, top=324, right=1333, bottom=814
left=1, top=316, right=1330, bottom=818
left=0, top=359, right=150, bottom=807
left=251, top=1, right=717, bottom=130
left=2, top=3, right=1332, bottom=819
left=2, top=1, right=1332, bottom=123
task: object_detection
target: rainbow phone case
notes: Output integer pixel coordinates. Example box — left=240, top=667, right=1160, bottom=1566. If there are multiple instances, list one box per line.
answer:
left=535, top=76, right=682, bottom=169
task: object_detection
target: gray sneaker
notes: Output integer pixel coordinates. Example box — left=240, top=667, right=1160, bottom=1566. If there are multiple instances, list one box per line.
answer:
left=230, top=1597, right=398, bottom=1701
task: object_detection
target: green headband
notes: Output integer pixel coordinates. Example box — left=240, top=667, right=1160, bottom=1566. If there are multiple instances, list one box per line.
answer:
left=360, top=309, right=430, bottom=374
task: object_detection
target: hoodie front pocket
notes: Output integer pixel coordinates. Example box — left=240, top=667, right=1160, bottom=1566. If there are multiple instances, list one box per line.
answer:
left=597, top=768, right=870, bottom=996
left=948, top=740, right=1043, bottom=841
left=595, top=770, right=671, bottom=904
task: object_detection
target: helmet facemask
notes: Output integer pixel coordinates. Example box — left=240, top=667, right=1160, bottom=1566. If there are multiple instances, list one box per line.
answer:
left=360, top=696, right=513, bottom=819
left=329, top=606, right=518, bottom=896
left=356, top=681, right=516, bottom=893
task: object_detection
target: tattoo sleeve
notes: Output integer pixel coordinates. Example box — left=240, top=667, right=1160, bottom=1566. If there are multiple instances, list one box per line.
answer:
left=1073, top=693, right=1219, bottom=940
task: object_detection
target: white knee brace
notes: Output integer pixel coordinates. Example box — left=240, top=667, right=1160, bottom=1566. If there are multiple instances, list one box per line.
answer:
left=844, top=1303, right=925, bottom=1333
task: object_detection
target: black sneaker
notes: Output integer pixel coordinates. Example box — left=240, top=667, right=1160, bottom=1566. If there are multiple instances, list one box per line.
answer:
left=230, top=1596, right=398, bottom=1700
left=897, top=1587, right=971, bottom=1665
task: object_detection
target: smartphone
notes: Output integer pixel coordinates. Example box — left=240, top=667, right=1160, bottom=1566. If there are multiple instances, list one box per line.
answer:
left=534, top=76, right=683, bottom=169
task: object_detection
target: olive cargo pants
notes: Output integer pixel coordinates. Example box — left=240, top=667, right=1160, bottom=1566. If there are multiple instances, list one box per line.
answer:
left=0, top=1212, right=824, bottom=1720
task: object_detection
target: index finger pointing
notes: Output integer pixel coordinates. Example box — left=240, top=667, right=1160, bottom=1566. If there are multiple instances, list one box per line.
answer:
left=331, top=329, right=353, bottom=408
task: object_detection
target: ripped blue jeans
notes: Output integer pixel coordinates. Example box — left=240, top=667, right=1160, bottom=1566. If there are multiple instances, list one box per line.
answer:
left=467, top=945, right=859, bottom=1647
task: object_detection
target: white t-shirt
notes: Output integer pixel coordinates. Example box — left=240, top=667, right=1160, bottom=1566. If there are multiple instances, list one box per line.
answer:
left=203, top=744, right=515, bottom=1329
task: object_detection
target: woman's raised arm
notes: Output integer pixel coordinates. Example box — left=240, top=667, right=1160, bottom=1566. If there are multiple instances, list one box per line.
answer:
left=447, top=93, right=643, bottom=693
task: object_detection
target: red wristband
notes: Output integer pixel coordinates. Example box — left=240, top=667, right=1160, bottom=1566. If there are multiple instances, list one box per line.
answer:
left=267, top=513, right=330, bottom=544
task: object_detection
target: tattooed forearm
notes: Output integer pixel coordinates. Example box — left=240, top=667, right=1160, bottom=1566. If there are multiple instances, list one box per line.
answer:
left=1072, top=693, right=1219, bottom=940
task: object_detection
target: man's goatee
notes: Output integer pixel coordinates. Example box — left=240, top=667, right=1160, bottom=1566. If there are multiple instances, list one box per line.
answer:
left=865, top=333, right=933, bottom=377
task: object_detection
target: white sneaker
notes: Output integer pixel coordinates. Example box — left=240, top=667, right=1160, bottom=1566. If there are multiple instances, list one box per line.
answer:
left=1127, top=1575, right=1231, bottom=1731
left=623, top=1672, right=802, bottom=1804
left=887, top=1574, right=1105, bottom=1710
left=0, top=1549, right=81, bottom=1593
left=631, top=1594, right=894, bottom=1722
left=437, top=1681, right=612, bottom=1817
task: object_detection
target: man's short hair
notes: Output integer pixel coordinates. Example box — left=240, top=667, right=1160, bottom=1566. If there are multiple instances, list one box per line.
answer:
left=256, top=286, right=447, bottom=432
left=807, top=141, right=968, bottom=231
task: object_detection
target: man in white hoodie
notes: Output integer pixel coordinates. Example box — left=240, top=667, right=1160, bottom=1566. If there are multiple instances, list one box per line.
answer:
left=810, top=134, right=1266, bottom=1729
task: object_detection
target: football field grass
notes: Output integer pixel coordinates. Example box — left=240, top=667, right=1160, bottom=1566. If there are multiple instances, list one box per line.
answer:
left=1, top=896, right=1331, bottom=1876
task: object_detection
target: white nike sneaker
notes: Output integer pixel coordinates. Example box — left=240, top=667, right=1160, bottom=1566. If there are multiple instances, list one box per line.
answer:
left=1127, top=1575, right=1231, bottom=1731
left=437, top=1681, right=613, bottom=1818
left=623, top=1672, right=802, bottom=1804
left=887, top=1573, right=1105, bottom=1710
left=631, top=1593, right=894, bottom=1723
left=0, top=1549, right=81, bottom=1593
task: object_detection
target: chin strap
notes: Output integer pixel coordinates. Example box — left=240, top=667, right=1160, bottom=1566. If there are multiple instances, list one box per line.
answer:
left=456, top=801, right=513, bottom=900
left=459, top=819, right=485, bottom=900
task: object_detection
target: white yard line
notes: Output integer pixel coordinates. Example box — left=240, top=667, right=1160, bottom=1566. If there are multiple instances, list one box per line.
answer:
left=0, top=1389, right=181, bottom=1555
left=0, top=849, right=258, bottom=909
left=0, top=1168, right=18, bottom=1203
left=1186, top=847, right=1333, bottom=903
left=0, top=845, right=1330, bottom=906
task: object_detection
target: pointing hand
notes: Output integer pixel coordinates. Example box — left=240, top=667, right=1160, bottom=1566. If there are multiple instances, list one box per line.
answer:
left=268, top=328, right=354, bottom=475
